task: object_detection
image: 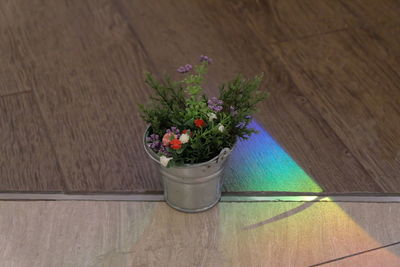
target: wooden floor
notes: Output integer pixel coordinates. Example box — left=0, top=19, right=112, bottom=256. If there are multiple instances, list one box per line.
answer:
left=0, top=201, right=399, bottom=266
left=1, top=0, right=400, bottom=194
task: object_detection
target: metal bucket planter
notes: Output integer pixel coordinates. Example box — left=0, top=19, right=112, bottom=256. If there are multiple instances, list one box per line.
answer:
left=143, top=128, right=234, bottom=213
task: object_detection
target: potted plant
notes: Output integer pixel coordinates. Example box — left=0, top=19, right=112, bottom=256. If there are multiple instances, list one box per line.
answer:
left=140, top=55, right=268, bottom=212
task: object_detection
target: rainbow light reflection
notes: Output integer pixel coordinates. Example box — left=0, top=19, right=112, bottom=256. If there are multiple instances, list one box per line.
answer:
left=219, top=121, right=399, bottom=264
left=223, top=120, right=322, bottom=193
left=218, top=201, right=400, bottom=265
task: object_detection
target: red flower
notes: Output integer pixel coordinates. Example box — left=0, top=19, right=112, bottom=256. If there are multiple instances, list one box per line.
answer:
left=170, top=139, right=182, bottom=150
left=182, top=129, right=188, bottom=134
left=194, top=119, right=206, bottom=128
left=162, top=132, right=176, bottom=146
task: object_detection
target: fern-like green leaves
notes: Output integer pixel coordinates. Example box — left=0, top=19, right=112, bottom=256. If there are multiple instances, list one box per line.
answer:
left=140, top=60, right=268, bottom=166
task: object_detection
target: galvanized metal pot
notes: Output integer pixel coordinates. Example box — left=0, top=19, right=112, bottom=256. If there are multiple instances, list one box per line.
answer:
left=143, top=128, right=234, bottom=213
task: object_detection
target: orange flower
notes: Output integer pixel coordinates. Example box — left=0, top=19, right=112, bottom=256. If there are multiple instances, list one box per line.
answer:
left=170, top=139, right=182, bottom=150
left=194, top=119, right=206, bottom=128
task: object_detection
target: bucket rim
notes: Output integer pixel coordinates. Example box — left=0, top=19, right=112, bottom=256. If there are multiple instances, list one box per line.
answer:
left=143, top=125, right=235, bottom=169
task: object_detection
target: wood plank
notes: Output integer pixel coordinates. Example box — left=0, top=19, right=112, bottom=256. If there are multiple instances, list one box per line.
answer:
left=339, top=0, right=400, bottom=28
left=362, top=24, right=400, bottom=78
left=2, top=0, right=395, bottom=194
left=0, top=201, right=400, bottom=266
left=2, top=0, right=162, bottom=192
left=325, top=244, right=400, bottom=266
left=0, top=1, right=35, bottom=96
left=270, top=28, right=400, bottom=192
left=193, top=0, right=356, bottom=44
left=115, top=0, right=382, bottom=193
left=0, top=93, right=64, bottom=191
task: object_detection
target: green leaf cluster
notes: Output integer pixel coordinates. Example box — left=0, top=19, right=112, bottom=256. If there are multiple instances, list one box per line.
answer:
left=219, top=73, right=269, bottom=139
left=140, top=59, right=268, bottom=166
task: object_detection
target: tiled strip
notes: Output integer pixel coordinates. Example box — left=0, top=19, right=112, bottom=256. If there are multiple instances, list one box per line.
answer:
left=0, top=193, right=400, bottom=202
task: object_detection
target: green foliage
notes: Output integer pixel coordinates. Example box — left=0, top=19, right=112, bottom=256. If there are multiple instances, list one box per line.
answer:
left=140, top=58, right=268, bottom=166
left=139, top=72, right=186, bottom=133
left=219, top=73, right=269, bottom=139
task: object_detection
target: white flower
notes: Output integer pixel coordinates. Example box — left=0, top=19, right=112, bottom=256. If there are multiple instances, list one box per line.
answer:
left=208, top=112, right=217, bottom=121
left=160, top=156, right=173, bottom=167
left=218, top=124, right=225, bottom=132
left=179, top=133, right=190, bottom=144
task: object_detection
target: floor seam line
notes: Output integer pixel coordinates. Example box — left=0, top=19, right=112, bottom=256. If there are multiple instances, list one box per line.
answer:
left=309, top=241, right=400, bottom=266
left=268, top=28, right=348, bottom=45
left=1, top=194, right=400, bottom=202
left=0, top=90, right=32, bottom=98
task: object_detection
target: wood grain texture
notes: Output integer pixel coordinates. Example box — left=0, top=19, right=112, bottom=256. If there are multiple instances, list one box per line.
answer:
left=326, top=244, right=400, bottom=267
left=270, top=28, right=400, bottom=192
left=0, top=0, right=399, bottom=194
left=206, top=0, right=357, bottom=44
left=3, top=0, right=162, bottom=192
left=115, top=0, right=382, bottom=193
left=0, top=93, right=64, bottom=191
left=0, top=1, right=35, bottom=96
left=339, top=0, right=400, bottom=28
left=362, top=25, right=400, bottom=79
left=0, top=201, right=399, bottom=266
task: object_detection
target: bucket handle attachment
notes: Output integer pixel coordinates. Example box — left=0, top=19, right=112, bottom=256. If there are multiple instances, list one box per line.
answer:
left=217, top=148, right=231, bottom=165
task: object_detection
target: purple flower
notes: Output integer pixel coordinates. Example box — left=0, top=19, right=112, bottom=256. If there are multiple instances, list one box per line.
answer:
left=200, top=55, right=213, bottom=64
left=245, top=115, right=252, bottom=120
left=164, top=127, right=181, bottom=140
left=168, top=127, right=180, bottom=138
left=147, top=134, right=160, bottom=143
left=208, top=97, right=223, bottom=112
left=177, top=64, right=193, bottom=73
left=177, top=66, right=187, bottom=73
left=147, top=140, right=161, bottom=151
left=159, top=145, right=172, bottom=157
left=236, top=122, right=246, bottom=129
left=150, top=134, right=159, bottom=140
left=170, top=126, right=180, bottom=134
left=149, top=141, right=160, bottom=149
left=146, top=134, right=161, bottom=152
